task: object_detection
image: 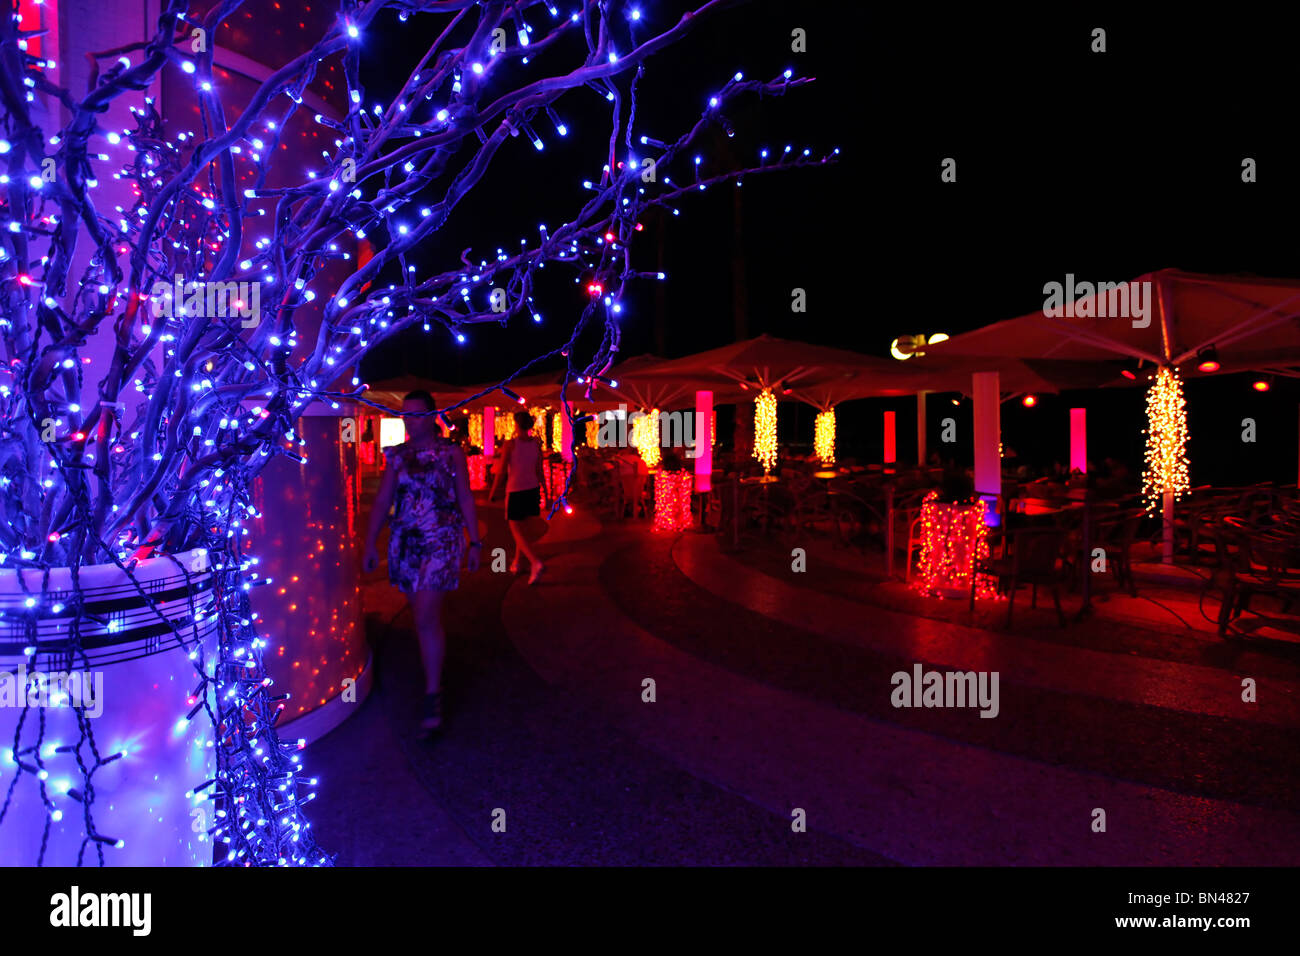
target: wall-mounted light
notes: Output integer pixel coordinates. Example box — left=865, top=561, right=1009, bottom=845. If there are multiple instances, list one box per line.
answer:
left=890, top=333, right=949, bottom=360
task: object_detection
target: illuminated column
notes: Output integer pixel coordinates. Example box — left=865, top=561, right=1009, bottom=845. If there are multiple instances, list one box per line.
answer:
left=1141, top=367, right=1189, bottom=564
left=884, top=411, right=897, bottom=466
left=1070, top=408, right=1087, bottom=473
left=694, top=390, right=713, bottom=492
left=972, top=372, right=1001, bottom=525
left=483, top=406, right=495, bottom=458
left=814, top=408, right=836, bottom=464
left=916, top=391, right=928, bottom=465
left=753, top=389, right=778, bottom=474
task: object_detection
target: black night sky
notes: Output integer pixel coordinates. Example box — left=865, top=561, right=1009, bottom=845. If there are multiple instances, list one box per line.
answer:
left=360, top=4, right=1300, bottom=486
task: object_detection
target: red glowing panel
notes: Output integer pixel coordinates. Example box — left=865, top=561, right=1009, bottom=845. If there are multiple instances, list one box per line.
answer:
left=883, top=411, right=896, bottom=464
left=1069, top=408, right=1087, bottom=474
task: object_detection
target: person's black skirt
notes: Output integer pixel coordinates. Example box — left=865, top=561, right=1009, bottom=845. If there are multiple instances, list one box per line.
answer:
left=506, top=486, right=541, bottom=521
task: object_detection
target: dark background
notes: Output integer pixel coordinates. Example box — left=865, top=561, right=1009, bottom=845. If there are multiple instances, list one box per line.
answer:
left=359, top=3, right=1300, bottom=486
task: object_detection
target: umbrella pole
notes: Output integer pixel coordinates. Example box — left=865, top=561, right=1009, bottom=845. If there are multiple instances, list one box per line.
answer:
left=1162, top=490, right=1174, bottom=564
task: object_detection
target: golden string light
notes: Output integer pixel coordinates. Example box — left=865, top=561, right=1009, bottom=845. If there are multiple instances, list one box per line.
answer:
left=814, top=408, right=836, bottom=464
left=529, top=406, right=549, bottom=449
left=631, top=407, right=662, bottom=469
left=1141, top=366, right=1191, bottom=513
left=585, top=418, right=599, bottom=447
left=496, top=409, right=516, bottom=442
left=753, top=388, right=778, bottom=474
left=551, top=409, right=563, bottom=451
left=469, top=412, right=483, bottom=449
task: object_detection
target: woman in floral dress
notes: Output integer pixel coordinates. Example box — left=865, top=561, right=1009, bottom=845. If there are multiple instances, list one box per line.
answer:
left=363, top=391, right=481, bottom=731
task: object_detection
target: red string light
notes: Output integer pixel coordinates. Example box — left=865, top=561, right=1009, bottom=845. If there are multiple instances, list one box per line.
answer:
left=913, top=492, right=996, bottom=599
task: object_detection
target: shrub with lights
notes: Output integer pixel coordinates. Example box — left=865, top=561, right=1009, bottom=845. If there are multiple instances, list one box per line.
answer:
left=0, top=0, right=828, bottom=864
left=913, top=491, right=996, bottom=600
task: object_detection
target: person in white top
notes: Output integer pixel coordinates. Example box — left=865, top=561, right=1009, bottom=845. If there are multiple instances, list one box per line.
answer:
left=489, top=410, right=550, bottom=584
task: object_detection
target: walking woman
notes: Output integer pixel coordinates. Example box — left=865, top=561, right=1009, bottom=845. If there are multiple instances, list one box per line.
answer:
left=363, top=390, right=482, bottom=731
left=490, top=409, right=549, bottom=584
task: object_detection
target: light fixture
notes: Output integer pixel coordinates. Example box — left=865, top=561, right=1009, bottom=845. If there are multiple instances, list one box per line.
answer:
left=1022, top=394, right=1037, bottom=408
left=1196, top=346, right=1220, bottom=373
left=890, top=332, right=949, bottom=360
left=1252, top=377, right=1271, bottom=392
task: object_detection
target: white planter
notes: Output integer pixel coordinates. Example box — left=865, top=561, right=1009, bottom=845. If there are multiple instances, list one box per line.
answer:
left=0, top=549, right=217, bottom=866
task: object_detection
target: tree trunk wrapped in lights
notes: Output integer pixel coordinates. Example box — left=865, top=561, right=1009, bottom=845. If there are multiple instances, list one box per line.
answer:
left=468, top=411, right=483, bottom=451
left=753, top=388, right=778, bottom=474
left=814, top=408, right=836, bottom=465
left=1140, top=366, right=1191, bottom=513
left=0, top=0, right=826, bottom=865
left=631, top=407, right=662, bottom=470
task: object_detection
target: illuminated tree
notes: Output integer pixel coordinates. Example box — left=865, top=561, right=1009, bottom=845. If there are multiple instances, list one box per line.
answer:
left=0, top=0, right=826, bottom=864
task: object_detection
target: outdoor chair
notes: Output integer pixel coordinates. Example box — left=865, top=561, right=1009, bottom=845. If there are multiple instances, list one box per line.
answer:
left=1093, top=508, right=1144, bottom=597
left=971, top=526, right=1069, bottom=628
left=1204, top=522, right=1300, bottom=637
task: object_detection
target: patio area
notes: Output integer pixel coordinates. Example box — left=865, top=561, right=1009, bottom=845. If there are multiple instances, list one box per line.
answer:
left=305, top=480, right=1300, bottom=866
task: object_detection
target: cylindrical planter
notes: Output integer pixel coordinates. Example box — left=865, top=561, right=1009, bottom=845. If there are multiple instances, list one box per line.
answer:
left=913, top=495, right=994, bottom=600
left=654, top=471, right=695, bottom=532
left=0, top=548, right=217, bottom=866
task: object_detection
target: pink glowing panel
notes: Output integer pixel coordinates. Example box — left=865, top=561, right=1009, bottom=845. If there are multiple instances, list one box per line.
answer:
left=1070, top=408, right=1087, bottom=474
left=694, top=390, right=713, bottom=492
left=884, top=411, right=897, bottom=464
left=483, top=406, right=495, bottom=459
left=972, top=372, right=1002, bottom=526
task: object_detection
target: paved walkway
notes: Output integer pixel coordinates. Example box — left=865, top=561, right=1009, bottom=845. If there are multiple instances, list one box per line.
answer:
left=306, top=500, right=1300, bottom=865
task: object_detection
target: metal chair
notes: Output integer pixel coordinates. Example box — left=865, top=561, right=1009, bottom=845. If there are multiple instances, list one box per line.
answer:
left=972, top=526, right=1069, bottom=627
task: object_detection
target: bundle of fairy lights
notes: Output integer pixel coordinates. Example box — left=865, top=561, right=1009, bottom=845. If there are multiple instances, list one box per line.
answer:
left=0, top=0, right=830, bottom=864
left=1140, top=366, right=1191, bottom=513
left=814, top=408, right=835, bottom=464
left=753, top=388, right=778, bottom=474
